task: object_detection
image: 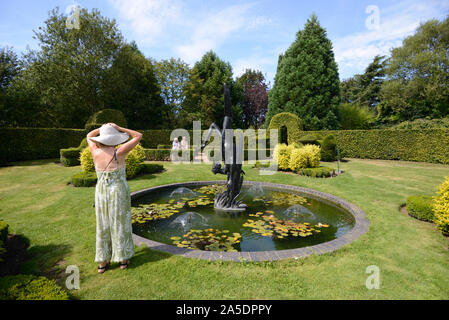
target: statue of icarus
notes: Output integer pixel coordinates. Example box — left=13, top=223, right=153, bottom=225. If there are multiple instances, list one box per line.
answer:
left=199, top=84, right=247, bottom=211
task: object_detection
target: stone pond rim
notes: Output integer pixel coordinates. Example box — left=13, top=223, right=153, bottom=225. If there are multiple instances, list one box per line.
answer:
left=131, top=180, right=370, bottom=262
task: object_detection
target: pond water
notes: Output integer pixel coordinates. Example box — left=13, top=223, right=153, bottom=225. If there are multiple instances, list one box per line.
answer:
left=132, top=184, right=355, bottom=252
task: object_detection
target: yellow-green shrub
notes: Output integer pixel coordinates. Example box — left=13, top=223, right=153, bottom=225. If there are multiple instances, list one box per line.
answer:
left=289, top=144, right=321, bottom=171
left=433, top=176, right=449, bottom=236
left=0, top=274, right=69, bottom=300
left=80, top=144, right=145, bottom=179
left=273, top=144, right=290, bottom=170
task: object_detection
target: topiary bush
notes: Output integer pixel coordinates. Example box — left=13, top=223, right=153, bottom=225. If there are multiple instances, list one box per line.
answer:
left=320, top=134, right=337, bottom=161
left=139, top=163, right=164, bottom=175
left=60, top=138, right=90, bottom=167
left=289, top=144, right=321, bottom=171
left=70, top=171, right=97, bottom=187
left=406, top=195, right=434, bottom=222
left=85, top=109, right=127, bottom=132
left=433, top=176, right=449, bottom=236
left=299, top=134, right=321, bottom=146
left=80, top=147, right=95, bottom=172
left=0, top=274, right=69, bottom=300
left=268, top=112, right=303, bottom=145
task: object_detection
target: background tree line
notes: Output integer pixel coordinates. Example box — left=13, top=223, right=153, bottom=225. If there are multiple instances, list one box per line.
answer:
left=0, top=7, right=447, bottom=131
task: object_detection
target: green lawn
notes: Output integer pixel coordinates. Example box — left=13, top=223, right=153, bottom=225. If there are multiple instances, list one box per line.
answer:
left=0, top=158, right=448, bottom=299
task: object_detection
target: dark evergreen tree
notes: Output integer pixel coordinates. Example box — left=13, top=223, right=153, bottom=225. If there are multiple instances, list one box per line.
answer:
left=266, top=14, right=340, bottom=130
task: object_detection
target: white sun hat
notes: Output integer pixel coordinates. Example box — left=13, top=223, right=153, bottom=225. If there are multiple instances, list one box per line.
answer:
left=88, top=124, right=130, bottom=146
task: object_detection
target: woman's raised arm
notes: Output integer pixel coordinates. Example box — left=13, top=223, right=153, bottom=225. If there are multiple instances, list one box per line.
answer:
left=108, top=123, right=143, bottom=156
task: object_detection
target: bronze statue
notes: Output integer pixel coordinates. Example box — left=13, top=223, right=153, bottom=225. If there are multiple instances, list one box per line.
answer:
left=200, top=84, right=246, bottom=211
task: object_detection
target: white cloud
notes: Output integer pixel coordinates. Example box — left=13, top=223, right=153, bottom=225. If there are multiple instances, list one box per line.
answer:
left=175, top=4, right=253, bottom=63
left=333, top=0, right=449, bottom=79
left=109, top=0, right=183, bottom=43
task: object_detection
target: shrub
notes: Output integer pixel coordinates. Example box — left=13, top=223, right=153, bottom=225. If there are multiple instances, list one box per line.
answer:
left=85, top=109, right=127, bottom=132
left=125, top=144, right=146, bottom=179
left=0, top=274, right=69, bottom=300
left=144, top=149, right=171, bottom=161
left=297, top=166, right=335, bottom=178
left=60, top=138, right=90, bottom=167
left=298, top=134, right=320, bottom=146
left=289, top=144, right=321, bottom=171
left=80, top=147, right=95, bottom=172
left=338, top=103, right=374, bottom=130
left=157, top=144, right=171, bottom=149
left=320, top=134, right=337, bottom=161
left=433, top=176, right=449, bottom=236
left=70, top=171, right=97, bottom=187
left=268, top=112, right=303, bottom=145
left=273, top=144, right=290, bottom=170
left=406, top=195, right=435, bottom=221
left=139, top=163, right=164, bottom=175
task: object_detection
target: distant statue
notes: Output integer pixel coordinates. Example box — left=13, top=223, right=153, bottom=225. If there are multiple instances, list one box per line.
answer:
left=200, top=84, right=246, bottom=211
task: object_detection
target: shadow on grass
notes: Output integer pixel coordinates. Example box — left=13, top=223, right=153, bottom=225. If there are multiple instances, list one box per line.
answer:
left=23, top=243, right=73, bottom=275
left=125, top=246, right=172, bottom=270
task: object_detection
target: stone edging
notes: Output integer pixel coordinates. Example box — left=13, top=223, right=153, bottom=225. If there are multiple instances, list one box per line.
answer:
left=131, top=181, right=369, bottom=262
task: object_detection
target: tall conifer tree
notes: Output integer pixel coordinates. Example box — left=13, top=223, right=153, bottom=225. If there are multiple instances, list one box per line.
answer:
left=266, top=14, right=340, bottom=130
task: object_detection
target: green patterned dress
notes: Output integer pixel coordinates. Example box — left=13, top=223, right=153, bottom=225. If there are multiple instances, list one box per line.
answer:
left=94, top=163, right=134, bottom=263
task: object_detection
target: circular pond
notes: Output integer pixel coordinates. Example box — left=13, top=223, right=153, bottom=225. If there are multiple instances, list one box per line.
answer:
left=131, top=181, right=369, bottom=261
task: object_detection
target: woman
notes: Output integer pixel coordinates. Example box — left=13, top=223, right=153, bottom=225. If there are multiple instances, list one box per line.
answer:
left=172, top=137, right=180, bottom=150
left=181, top=136, right=189, bottom=150
left=87, top=123, right=143, bottom=274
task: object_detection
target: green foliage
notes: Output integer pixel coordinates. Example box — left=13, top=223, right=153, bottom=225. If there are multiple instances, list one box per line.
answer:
left=140, top=130, right=177, bottom=148
left=267, top=112, right=302, bottom=145
left=144, top=148, right=172, bottom=161
left=289, top=145, right=321, bottom=171
left=0, top=127, right=86, bottom=165
left=297, top=166, right=335, bottom=178
left=70, top=171, right=97, bottom=187
left=182, top=51, right=234, bottom=128
left=392, top=118, right=449, bottom=130
left=102, top=45, right=165, bottom=129
left=273, top=143, right=290, bottom=170
left=15, top=8, right=124, bottom=128
left=379, top=16, right=449, bottom=122
left=338, top=103, right=375, bottom=130
left=0, top=274, right=69, bottom=300
left=152, top=57, right=191, bottom=128
left=433, top=176, right=449, bottom=236
left=299, top=129, right=449, bottom=164
left=157, top=144, right=171, bottom=149
left=340, top=55, right=387, bottom=108
left=298, top=134, right=320, bottom=146
left=80, top=147, right=95, bottom=172
left=0, top=221, right=8, bottom=262
left=60, top=137, right=90, bottom=167
left=85, top=108, right=127, bottom=132
left=320, top=135, right=337, bottom=161
left=266, top=14, right=340, bottom=130
left=406, top=195, right=434, bottom=222
left=125, top=144, right=146, bottom=179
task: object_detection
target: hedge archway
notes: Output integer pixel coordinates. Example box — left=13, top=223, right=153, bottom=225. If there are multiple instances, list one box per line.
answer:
left=268, top=112, right=302, bottom=145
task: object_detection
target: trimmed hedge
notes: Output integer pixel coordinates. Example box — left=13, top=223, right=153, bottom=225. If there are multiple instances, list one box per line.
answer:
left=139, top=163, right=164, bottom=174
left=297, top=166, right=335, bottom=178
left=406, top=195, right=434, bottom=222
left=320, top=134, right=337, bottom=161
left=0, top=127, right=86, bottom=165
left=298, top=129, right=449, bottom=164
left=0, top=274, right=69, bottom=300
left=60, top=138, right=88, bottom=167
left=268, top=112, right=303, bottom=145
left=70, top=171, right=97, bottom=187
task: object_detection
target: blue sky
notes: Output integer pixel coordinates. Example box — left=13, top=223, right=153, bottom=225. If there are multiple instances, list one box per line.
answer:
left=1, top=0, right=448, bottom=84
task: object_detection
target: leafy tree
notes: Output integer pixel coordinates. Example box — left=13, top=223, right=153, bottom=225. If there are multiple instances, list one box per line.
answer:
left=378, top=16, right=449, bottom=122
left=0, top=47, right=19, bottom=90
left=266, top=14, right=340, bottom=130
left=338, top=103, right=374, bottom=130
left=341, top=55, right=387, bottom=109
left=182, top=51, right=233, bottom=128
left=18, top=7, right=124, bottom=128
left=152, top=58, right=191, bottom=128
left=235, top=69, right=268, bottom=128
left=103, top=44, right=167, bottom=129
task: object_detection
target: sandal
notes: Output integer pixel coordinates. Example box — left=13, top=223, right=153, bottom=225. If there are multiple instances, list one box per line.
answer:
left=97, top=262, right=110, bottom=274
left=119, top=260, right=129, bottom=270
